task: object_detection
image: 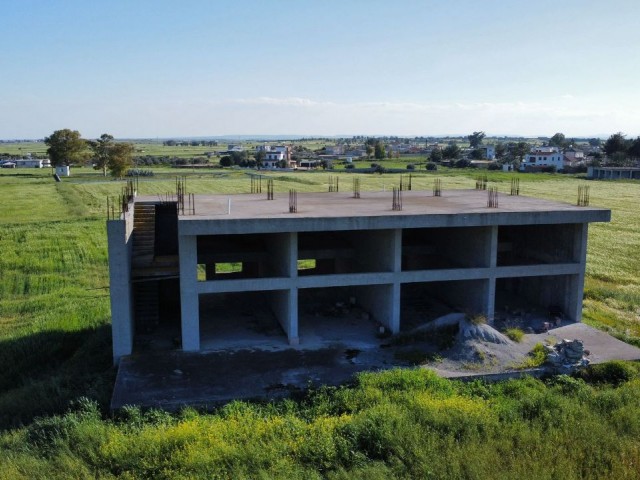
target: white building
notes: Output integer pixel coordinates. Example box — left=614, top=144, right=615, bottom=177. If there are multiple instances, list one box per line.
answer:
left=521, top=147, right=564, bottom=171
left=15, top=158, right=44, bottom=168
left=263, top=151, right=285, bottom=168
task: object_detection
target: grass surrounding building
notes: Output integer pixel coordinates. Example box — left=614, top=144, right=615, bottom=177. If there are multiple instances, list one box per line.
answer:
left=0, top=167, right=639, bottom=477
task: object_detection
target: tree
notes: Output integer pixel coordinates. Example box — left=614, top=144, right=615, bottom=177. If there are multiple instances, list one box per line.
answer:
left=442, top=144, right=461, bottom=160
left=44, top=129, right=87, bottom=167
left=588, top=138, right=602, bottom=147
left=89, top=133, right=114, bottom=176
left=628, top=137, right=640, bottom=161
left=603, top=132, right=630, bottom=158
left=219, top=155, right=232, bottom=167
left=429, top=148, right=443, bottom=163
left=549, top=133, right=567, bottom=148
left=254, top=150, right=266, bottom=166
left=495, top=142, right=507, bottom=160
left=365, top=145, right=374, bottom=159
left=513, top=142, right=529, bottom=162
left=374, top=141, right=386, bottom=160
left=469, top=148, right=484, bottom=160
left=108, top=142, right=134, bottom=178
left=468, top=131, right=485, bottom=148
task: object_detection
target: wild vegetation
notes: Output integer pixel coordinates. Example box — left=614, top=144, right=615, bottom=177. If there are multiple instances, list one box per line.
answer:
left=0, top=167, right=638, bottom=477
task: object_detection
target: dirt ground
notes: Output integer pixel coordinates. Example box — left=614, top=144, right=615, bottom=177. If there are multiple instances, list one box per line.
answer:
left=113, top=308, right=640, bottom=410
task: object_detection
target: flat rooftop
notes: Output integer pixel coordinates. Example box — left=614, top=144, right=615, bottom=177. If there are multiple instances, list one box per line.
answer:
left=136, top=189, right=611, bottom=234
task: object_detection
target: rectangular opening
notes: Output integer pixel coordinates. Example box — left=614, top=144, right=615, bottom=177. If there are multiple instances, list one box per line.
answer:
left=199, top=291, right=288, bottom=350
left=298, top=229, right=395, bottom=275
left=494, top=275, right=578, bottom=326
left=197, top=233, right=289, bottom=279
left=400, top=280, right=488, bottom=332
left=297, top=258, right=316, bottom=274
left=402, top=227, right=490, bottom=271
left=297, top=286, right=382, bottom=346
left=497, top=224, right=578, bottom=266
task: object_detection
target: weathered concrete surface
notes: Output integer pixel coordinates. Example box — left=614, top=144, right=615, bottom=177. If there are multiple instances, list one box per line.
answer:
left=112, top=323, right=640, bottom=410
left=165, top=189, right=610, bottom=235
left=111, top=346, right=394, bottom=411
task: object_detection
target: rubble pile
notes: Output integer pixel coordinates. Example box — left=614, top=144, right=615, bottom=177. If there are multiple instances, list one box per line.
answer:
left=545, top=339, right=590, bottom=373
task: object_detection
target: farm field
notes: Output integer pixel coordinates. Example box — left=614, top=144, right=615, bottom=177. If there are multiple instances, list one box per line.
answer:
left=0, top=167, right=639, bottom=477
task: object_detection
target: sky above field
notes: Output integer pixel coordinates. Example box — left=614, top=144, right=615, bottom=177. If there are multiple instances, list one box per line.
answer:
left=2, top=0, right=639, bottom=139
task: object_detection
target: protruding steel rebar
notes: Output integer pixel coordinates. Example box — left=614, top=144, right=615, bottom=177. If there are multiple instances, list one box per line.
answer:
left=352, top=177, right=360, bottom=198
left=289, top=189, right=298, bottom=213
left=476, top=175, right=488, bottom=190
left=510, top=177, right=520, bottom=196
left=433, top=178, right=442, bottom=197
left=487, top=186, right=499, bottom=208
left=392, top=187, right=402, bottom=211
left=267, top=178, right=274, bottom=200
left=577, top=185, right=590, bottom=206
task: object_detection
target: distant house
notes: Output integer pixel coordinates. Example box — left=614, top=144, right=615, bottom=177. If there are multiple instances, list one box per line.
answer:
left=15, top=158, right=44, bottom=168
left=227, top=145, right=243, bottom=153
left=521, top=147, right=564, bottom=171
left=262, top=151, right=285, bottom=168
left=563, top=148, right=586, bottom=167
left=481, top=145, right=496, bottom=160
left=256, top=145, right=295, bottom=168
left=325, top=146, right=343, bottom=156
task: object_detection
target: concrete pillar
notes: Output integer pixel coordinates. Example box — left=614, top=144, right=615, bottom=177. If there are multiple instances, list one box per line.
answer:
left=269, top=289, right=299, bottom=345
left=567, top=223, right=589, bottom=322
left=267, top=232, right=299, bottom=344
left=488, top=226, right=498, bottom=267
left=179, top=234, right=200, bottom=351
left=485, top=276, right=496, bottom=325
left=357, top=284, right=399, bottom=333
left=107, top=217, right=134, bottom=365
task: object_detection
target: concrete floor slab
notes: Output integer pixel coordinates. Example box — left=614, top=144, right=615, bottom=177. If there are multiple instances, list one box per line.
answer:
left=112, top=322, right=640, bottom=410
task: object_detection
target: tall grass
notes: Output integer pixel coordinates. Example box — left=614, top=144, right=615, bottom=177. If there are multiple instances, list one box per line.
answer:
left=1, top=368, right=640, bottom=478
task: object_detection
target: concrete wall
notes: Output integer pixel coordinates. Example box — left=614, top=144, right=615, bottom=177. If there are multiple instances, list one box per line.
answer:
left=107, top=208, right=135, bottom=364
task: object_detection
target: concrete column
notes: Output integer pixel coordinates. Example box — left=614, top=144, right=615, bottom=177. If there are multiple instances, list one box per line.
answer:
left=179, top=234, right=200, bottom=351
left=269, top=289, right=299, bottom=345
left=488, top=226, right=498, bottom=267
left=357, top=284, right=399, bottom=333
left=266, top=232, right=296, bottom=277
left=267, top=232, right=299, bottom=344
left=567, top=223, right=589, bottom=322
left=486, top=277, right=496, bottom=325
left=107, top=217, right=134, bottom=365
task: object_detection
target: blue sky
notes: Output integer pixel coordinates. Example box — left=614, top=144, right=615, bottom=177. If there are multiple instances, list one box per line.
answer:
left=1, top=0, right=639, bottom=138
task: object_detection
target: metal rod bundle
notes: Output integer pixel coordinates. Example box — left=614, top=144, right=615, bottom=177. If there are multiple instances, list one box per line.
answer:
left=510, top=177, right=520, bottom=196
left=433, top=178, right=442, bottom=197
left=250, top=175, right=262, bottom=194
left=352, top=177, right=361, bottom=198
left=487, top=186, right=499, bottom=208
left=476, top=175, right=488, bottom=190
left=328, top=175, right=339, bottom=192
left=392, top=187, right=402, bottom=211
left=577, top=185, right=590, bottom=206
left=289, top=189, right=298, bottom=213
left=267, top=178, right=274, bottom=200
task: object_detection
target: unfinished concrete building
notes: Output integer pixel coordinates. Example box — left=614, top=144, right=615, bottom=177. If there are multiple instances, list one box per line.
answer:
left=107, top=186, right=610, bottom=365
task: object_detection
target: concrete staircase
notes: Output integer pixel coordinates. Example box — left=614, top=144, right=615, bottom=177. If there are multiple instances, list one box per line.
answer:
left=134, top=281, right=160, bottom=333
left=132, top=204, right=156, bottom=267
left=131, top=203, right=180, bottom=334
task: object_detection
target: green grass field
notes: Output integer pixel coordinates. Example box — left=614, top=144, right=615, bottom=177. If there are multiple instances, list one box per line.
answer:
left=0, top=167, right=639, bottom=478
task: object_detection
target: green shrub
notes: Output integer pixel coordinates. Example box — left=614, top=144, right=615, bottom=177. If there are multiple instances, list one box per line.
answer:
left=504, top=328, right=524, bottom=342
left=576, top=360, right=638, bottom=386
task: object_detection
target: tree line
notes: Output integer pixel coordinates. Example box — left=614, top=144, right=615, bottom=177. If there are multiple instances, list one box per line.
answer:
left=44, top=129, right=134, bottom=178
